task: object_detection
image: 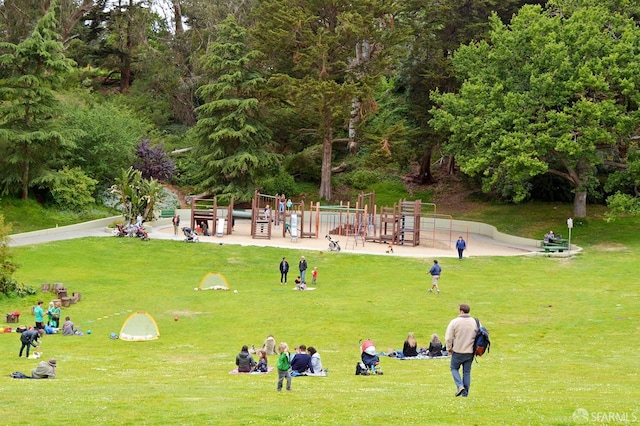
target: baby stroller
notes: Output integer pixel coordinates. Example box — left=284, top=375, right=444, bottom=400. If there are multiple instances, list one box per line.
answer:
left=356, top=339, right=383, bottom=375
left=182, top=227, right=199, bottom=243
left=325, top=234, right=341, bottom=252
left=113, top=223, right=127, bottom=237
left=114, top=223, right=139, bottom=238
left=135, top=225, right=149, bottom=241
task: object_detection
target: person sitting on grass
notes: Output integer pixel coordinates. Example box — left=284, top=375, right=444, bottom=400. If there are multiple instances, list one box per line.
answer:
left=294, top=276, right=306, bottom=290
left=308, top=346, right=323, bottom=373
left=428, top=333, right=445, bottom=357
left=252, top=350, right=268, bottom=373
left=250, top=334, right=277, bottom=356
left=62, top=316, right=75, bottom=336
left=236, top=345, right=256, bottom=373
left=290, top=345, right=312, bottom=374
left=31, top=358, right=57, bottom=379
left=403, top=332, right=419, bottom=357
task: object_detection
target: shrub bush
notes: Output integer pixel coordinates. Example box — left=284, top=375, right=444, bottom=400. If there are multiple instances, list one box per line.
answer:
left=49, top=167, right=98, bottom=212
left=259, top=171, right=298, bottom=197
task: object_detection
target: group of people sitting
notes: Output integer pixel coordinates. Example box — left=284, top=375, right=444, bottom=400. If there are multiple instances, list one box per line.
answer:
left=394, top=332, right=448, bottom=358
left=379, top=332, right=448, bottom=359
left=236, top=345, right=270, bottom=373
left=236, top=334, right=325, bottom=375
left=289, top=344, right=323, bottom=375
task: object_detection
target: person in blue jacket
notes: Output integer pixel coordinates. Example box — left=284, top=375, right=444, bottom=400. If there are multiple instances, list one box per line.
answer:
left=290, top=344, right=312, bottom=373
left=455, top=236, right=467, bottom=260
left=428, top=260, right=442, bottom=294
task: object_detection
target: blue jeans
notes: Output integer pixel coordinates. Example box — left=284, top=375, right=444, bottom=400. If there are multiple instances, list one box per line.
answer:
left=300, top=270, right=306, bottom=283
left=450, top=352, right=474, bottom=396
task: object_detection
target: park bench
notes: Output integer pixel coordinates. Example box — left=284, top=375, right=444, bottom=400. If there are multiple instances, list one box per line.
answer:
left=159, top=209, right=175, bottom=218
left=542, top=239, right=569, bottom=253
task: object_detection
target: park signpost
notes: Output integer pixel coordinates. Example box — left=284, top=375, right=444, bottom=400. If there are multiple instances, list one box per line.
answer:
left=567, top=218, right=573, bottom=256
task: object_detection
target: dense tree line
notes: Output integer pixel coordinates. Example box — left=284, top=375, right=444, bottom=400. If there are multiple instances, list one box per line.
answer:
left=1, top=0, right=639, bottom=217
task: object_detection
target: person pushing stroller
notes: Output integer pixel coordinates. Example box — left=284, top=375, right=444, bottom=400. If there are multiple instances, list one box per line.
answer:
left=182, top=226, right=199, bottom=242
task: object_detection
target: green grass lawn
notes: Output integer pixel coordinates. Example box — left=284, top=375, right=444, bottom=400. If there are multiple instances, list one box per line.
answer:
left=0, top=212, right=639, bottom=425
left=0, top=197, right=116, bottom=234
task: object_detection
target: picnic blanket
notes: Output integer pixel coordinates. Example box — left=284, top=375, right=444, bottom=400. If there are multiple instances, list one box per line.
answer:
left=388, top=354, right=449, bottom=360
left=291, top=370, right=328, bottom=377
left=229, top=367, right=274, bottom=374
left=291, top=287, right=316, bottom=291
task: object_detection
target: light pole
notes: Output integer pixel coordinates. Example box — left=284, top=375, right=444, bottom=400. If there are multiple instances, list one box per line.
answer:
left=567, top=218, right=573, bottom=256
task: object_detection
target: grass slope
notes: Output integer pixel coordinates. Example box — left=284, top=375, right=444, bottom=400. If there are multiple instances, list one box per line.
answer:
left=0, top=215, right=638, bottom=425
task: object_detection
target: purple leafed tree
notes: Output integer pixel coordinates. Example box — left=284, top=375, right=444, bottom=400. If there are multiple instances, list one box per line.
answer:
left=134, top=139, right=177, bottom=181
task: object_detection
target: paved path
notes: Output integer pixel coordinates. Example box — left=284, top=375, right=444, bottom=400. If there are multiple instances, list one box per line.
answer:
left=9, top=217, right=547, bottom=259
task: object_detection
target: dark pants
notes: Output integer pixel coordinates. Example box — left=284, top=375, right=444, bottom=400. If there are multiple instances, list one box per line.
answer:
left=277, top=369, right=291, bottom=391
left=450, top=352, right=474, bottom=396
left=281, top=272, right=288, bottom=283
left=19, top=340, right=34, bottom=358
left=457, top=248, right=464, bottom=259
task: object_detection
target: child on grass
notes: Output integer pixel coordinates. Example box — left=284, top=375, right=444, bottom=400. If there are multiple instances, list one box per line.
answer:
left=253, top=350, right=268, bottom=373
left=276, top=342, right=292, bottom=391
left=312, top=267, right=318, bottom=285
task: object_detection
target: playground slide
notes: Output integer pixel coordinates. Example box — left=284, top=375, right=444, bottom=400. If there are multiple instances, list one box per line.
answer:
left=231, top=210, right=252, bottom=219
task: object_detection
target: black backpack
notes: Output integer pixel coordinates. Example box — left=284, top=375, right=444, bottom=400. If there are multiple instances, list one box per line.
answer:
left=355, top=362, right=369, bottom=375
left=474, top=318, right=490, bottom=357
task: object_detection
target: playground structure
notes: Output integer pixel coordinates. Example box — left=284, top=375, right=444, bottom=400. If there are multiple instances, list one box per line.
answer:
left=190, top=197, right=235, bottom=237
left=191, top=191, right=464, bottom=250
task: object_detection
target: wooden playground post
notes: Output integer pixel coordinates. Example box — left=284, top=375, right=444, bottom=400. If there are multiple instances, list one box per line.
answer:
left=227, top=197, right=234, bottom=234
left=314, top=202, right=320, bottom=238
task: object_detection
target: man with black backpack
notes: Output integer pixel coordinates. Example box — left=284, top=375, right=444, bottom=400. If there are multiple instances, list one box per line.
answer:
left=445, top=304, right=479, bottom=397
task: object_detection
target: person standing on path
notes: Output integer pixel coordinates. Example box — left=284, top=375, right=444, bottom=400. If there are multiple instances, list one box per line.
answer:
left=299, top=256, right=308, bottom=284
left=445, top=304, right=479, bottom=397
left=456, top=236, right=467, bottom=260
left=279, top=257, right=289, bottom=285
left=172, top=214, right=180, bottom=236
left=428, top=260, right=441, bottom=294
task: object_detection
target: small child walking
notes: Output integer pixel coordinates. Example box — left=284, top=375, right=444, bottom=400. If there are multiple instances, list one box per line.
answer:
left=276, top=342, right=292, bottom=391
left=312, top=267, right=318, bottom=285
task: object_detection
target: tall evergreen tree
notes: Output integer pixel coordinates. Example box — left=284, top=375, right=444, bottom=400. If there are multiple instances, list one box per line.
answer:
left=191, top=15, right=280, bottom=201
left=252, top=0, right=399, bottom=200
left=0, top=0, right=76, bottom=199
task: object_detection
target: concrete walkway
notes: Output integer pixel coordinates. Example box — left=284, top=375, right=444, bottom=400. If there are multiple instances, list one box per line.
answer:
left=8, top=212, right=575, bottom=258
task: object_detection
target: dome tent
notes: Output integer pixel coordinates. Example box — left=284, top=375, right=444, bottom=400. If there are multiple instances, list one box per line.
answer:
left=197, top=271, right=230, bottom=291
left=119, top=311, right=159, bottom=341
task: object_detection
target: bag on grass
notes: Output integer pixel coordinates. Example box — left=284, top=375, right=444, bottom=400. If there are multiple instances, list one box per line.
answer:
left=474, top=318, right=490, bottom=357
left=355, top=362, right=369, bottom=376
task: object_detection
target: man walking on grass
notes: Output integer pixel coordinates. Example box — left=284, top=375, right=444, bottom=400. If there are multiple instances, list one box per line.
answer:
left=445, top=303, right=479, bottom=397
left=428, top=260, right=441, bottom=294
